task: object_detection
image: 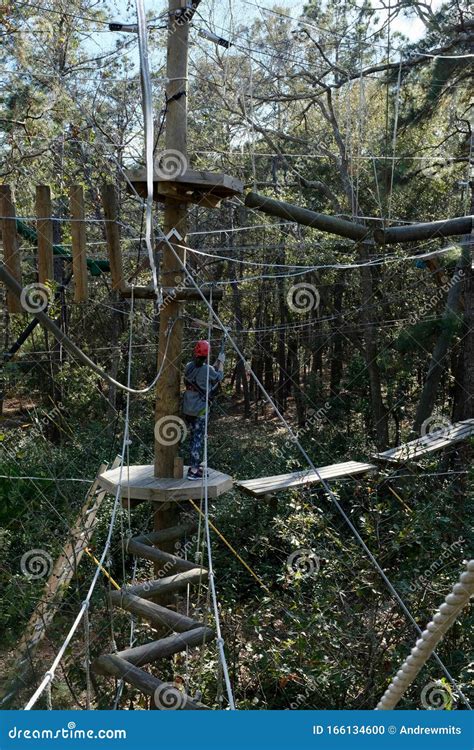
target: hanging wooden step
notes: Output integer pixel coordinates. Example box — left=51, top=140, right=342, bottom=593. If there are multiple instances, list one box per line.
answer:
left=109, top=591, right=204, bottom=632
left=122, top=569, right=208, bottom=600
left=132, top=521, right=197, bottom=546
left=126, top=536, right=205, bottom=574
left=236, top=460, right=377, bottom=498
left=112, top=626, right=215, bottom=667
left=91, top=654, right=209, bottom=710
left=373, top=418, right=474, bottom=464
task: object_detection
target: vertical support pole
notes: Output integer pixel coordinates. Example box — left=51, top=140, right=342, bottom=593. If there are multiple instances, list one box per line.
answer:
left=154, top=0, right=189, bottom=480
left=101, top=184, right=125, bottom=292
left=153, top=0, right=193, bottom=557
left=0, top=185, right=22, bottom=313
left=70, top=185, right=88, bottom=302
left=36, top=185, right=54, bottom=286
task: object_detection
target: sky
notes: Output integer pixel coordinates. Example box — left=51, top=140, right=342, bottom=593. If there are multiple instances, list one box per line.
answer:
left=104, top=0, right=445, bottom=47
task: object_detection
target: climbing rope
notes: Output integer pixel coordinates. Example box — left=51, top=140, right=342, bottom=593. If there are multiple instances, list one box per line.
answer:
left=24, top=279, right=136, bottom=710
left=201, top=293, right=236, bottom=710
left=0, top=266, right=175, bottom=395
left=376, top=559, right=474, bottom=710
left=135, top=0, right=161, bottom=306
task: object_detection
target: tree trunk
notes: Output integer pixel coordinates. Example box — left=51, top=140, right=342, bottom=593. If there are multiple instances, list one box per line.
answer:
left=412, top=253, right=468, bottom=435
left=358, top=244, right=389, bottom=449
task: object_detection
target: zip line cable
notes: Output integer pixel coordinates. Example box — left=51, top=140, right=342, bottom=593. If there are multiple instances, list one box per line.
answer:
left=163, top=239, right=471, bottom=709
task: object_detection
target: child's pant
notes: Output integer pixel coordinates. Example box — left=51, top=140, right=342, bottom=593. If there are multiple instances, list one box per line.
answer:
left=185, top=415, right=206, bottom=469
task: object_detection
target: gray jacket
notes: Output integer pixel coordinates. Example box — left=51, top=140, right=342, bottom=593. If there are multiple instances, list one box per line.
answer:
left=183, top=361, right=223, bottom=417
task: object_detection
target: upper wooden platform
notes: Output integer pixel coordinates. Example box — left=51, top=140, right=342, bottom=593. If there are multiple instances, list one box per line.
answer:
left=236, top=460, right=376, bottom=498
left=98, top=464, right=233, bottom=505
left=125, top=168, right=243, bottom=207
left=374, top=419, right=474, bottom=464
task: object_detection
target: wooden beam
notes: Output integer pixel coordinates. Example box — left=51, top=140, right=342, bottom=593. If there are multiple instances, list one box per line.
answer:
left=245, top=191, right=370, bottom=242
left=101, top=184, right=125, bottom=292
left=110, top=590, right=202, bottom=632
left=126, top=536, right=203, bottom=573
left=0, top=460, right=119, bottom=706
left=375, top=216, right=473, bottom=245
left=91, top=654, right=208, bottom=709
left=133, top=520, right=197, bottom=546
left=0, top=185, right=22, bottom=313
left=123, top=569, right=208, bottom=600
left=35, top=185, right=54, bottom=286
left=115, top=626, right=214, bottom=666
left=69, top=185, right=88, bottom=302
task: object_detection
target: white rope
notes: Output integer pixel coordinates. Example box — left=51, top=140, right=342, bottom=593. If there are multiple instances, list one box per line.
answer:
left=135, top=0, right=161, bottom=306
left=376, top=560, right=474, bottom=710
left=201, top=293, right=236, bottom=710
left=83, top=602, right=93, bottom=710
left=24, top=284, right=136, bottom=710
left=164, top=238, right=471, bottom=710
left=388, top=58, right=403, bottom=222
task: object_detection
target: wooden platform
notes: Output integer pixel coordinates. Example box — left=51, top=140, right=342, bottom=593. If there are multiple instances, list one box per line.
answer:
left=236, top=461, right=376, bottom=498
left=125, top=168, right=243, bottom=207
left=374, top=419, right=474, bottom=464
left=97, top=464, right=233, bottom=504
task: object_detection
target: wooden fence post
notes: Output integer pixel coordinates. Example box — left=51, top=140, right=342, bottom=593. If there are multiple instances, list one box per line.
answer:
left=36, top=185, right=54, bottom=285
left=101, top=184, right=125, bottom=292
left=0, top=185, right=22, bottom=313
left=70, top=185, right=88, bottom=302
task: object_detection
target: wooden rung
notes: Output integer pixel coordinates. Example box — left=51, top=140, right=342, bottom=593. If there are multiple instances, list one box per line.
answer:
left=124, top=569, right=208, bottom=600
left=0, top=185, right=22, bottom=313
left=36, top=185, right=54, bottom=285
left=101, top=183, right=125, bottom=292
left=126, top=537, right=201, bottom=573
left=110, top=590, right=203, bottom=632
left=116, top=626, right=215, bottom=667
left=132, top=521, right=197, bottom=547
left=69, top=185, right=88, bottom=302
left=91, top=654, right=208, bottom=710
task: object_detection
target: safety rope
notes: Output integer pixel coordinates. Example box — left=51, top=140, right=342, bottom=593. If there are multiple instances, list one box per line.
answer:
left=24, top=279, right=136, bottom=710
left=83, top=602, right=92, bottom=710
left=0, top=262, right=175, bottom=395
left=376, top=559, right=474, bottom=710
left=135, top=0, right=161, bottom=305
left=201, top=292, right=236, bottom=710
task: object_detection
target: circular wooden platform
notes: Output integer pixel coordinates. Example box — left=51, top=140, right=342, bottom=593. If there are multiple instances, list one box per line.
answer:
left=98, top=464, right=233, bottom=504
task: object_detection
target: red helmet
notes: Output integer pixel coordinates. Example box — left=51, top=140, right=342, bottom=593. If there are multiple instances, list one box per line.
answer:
left=194, top=340, right=210, bottom=358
